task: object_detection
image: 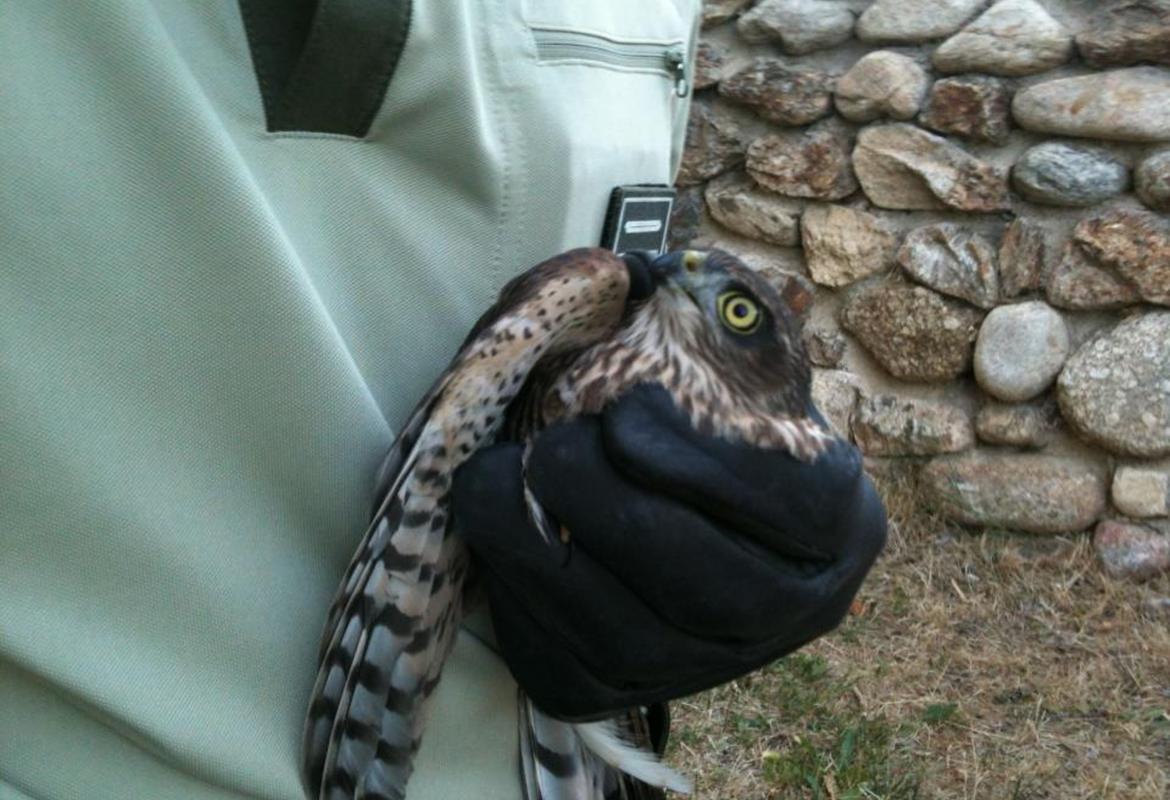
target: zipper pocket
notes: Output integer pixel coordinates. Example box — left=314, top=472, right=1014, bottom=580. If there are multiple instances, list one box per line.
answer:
left=530, top=27, right=689, bottom=97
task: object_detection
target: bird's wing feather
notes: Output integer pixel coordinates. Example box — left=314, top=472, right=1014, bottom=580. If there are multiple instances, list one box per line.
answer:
left=368, top=370, right=452, bottom=520
left=302, top=249, right=639, bottom=800
left=319, top=377, right=449, bottom=669
left=304, top=255, right=577, bottom=793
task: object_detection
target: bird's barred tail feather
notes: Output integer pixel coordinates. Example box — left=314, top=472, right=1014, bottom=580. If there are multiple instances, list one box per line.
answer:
left=574, top=721, right=691, bottom=796
left=520, top=698, right=602, bottom=800
left=519, top=696, right=690, bottom=800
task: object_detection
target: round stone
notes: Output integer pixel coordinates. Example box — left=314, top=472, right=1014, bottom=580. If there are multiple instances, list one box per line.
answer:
left=1072, top=208, right=1170, bottom=306
left=736, top=0, right=855, bottom=54
left=918, top=75, right=1012, bottom=144
left=853, top=123, right=1009, bottom=211
left=1112, top=466, right=1170, bottom=518
left=1046, top=240, right=1142, bottom=311
left=897, top=223, right=999, bottom=308
left=857, top=0, right=984, bottom=43
left=1057, top=312, right=1170, bottom=458
left=1094, top=520, right=1170, bottom=581
left=834, top=52, right=929, bottom=122
left=840, top=283, right=984, bottom=383
left=746, top=120, right=857, bottom=201
left=1077, top=2, right=1170, bottom=68
left=1011, top=143, right=1129, bottom=207
left=1136, top=148, right=1170, bottom=211
left=718, top=60, right=833, bottom=126
left=704, top=175, right=802, bottom=247
left=921, top=452, right=1106, bottom=534
left=851, top=394, right=974, bottom=456
left=975, top=302, right=1069, bottom=402
left=801, top=204, right=895, bottom=288
left=933, top=0, right=1072, bottom=76
left=975, top=401, right=1056, bottom=449
left=1011, top=67, right=1170, bottom=143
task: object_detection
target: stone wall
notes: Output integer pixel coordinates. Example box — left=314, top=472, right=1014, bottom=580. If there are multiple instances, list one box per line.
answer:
left=674, top=0, right=1170, bottom=578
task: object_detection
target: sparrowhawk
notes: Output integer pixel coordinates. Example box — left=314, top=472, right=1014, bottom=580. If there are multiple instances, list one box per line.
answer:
left=301, top=248, right=830, bottom=800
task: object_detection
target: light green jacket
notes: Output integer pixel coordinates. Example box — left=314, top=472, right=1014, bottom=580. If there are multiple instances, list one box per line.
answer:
left=0, top=2, right=698, bottom=798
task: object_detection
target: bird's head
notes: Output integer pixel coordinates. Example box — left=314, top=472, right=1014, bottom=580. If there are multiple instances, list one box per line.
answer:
left=622, top=249, right=811, bottom=417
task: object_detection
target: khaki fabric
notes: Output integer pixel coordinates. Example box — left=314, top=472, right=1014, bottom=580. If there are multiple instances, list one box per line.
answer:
left=0, top=1, right=698, bottom=799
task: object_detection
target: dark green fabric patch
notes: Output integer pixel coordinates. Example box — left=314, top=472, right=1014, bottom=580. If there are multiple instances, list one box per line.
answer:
left=239, top=0, right=412, bottom=137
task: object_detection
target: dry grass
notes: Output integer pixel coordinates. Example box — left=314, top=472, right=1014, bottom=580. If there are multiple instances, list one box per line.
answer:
left=667, top=466, right=1170, bottom=799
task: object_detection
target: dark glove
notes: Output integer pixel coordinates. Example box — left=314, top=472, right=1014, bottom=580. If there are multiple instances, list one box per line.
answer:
left=451, top=383, right=886, bottom=720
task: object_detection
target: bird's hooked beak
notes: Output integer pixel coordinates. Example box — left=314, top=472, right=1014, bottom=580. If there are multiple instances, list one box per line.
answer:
left=621, top=249, right=708, bottom=307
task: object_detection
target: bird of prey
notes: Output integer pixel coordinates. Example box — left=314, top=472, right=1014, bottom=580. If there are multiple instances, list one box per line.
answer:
left=300, top=247, right=830, bottom=800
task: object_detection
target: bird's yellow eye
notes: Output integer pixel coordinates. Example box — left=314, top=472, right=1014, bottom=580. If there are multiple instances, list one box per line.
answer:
left=717, top=291, right=762, bottom=334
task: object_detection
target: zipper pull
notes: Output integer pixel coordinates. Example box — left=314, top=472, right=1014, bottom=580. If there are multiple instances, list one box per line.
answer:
left=666, top=46, right=688, bottom=98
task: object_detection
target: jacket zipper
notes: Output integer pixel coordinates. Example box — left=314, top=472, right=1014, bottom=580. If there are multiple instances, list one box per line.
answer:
left=530, top=27, right=689, bottom=97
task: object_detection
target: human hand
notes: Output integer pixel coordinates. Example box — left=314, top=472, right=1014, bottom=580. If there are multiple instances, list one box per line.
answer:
left=452, top=383, right=887, bottom=720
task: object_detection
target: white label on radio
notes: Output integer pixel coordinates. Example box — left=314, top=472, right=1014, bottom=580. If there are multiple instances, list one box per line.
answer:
left=624, top=219, right=663, bottom=234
